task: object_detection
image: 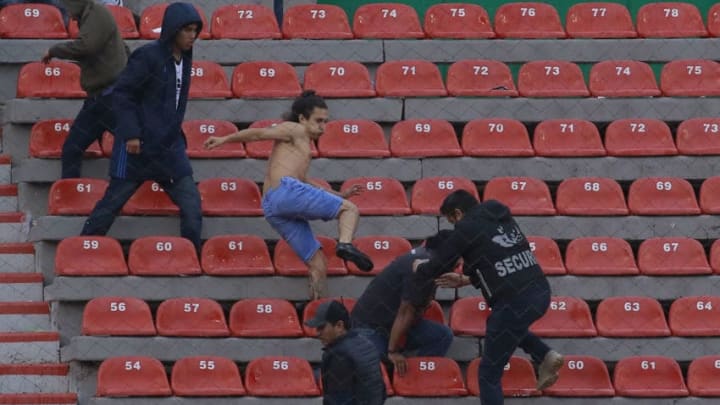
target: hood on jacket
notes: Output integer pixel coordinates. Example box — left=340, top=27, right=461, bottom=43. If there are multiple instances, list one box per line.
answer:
left=61, top=0, right=91, bottom=18
left=160, top=2, right=203, bottom=45
left=477, top=199, right=512, bottom=220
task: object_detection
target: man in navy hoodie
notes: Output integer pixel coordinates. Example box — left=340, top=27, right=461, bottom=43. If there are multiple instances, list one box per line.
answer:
left=81, top=2, right=202, bottom=251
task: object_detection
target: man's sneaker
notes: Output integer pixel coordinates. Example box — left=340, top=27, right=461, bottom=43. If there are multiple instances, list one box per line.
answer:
left=536, top=350, right=564, bottom=390
left=336, top=242, right=374, bottom=272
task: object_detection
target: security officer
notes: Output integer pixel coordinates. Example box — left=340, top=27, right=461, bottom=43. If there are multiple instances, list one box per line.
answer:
left=413, top=190, right=564, bottom=405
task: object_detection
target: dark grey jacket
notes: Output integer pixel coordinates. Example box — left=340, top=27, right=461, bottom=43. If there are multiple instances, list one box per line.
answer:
left=322, top=330, right=386, bottom=405
left=49, top=0, right=128, bottom=96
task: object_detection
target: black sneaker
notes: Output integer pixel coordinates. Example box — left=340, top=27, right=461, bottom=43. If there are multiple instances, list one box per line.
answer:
left=336, top=242, right=374, bottom=272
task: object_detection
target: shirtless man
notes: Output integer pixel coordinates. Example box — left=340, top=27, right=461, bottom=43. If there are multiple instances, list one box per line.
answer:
left=204, top=90, right=374, bottom=299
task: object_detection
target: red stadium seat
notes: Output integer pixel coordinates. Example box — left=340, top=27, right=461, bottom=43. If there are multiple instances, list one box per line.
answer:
left=447, top=60, right=518, bottom=97
left=48, top=178, right=107, bottom=215
left=347, top=236, right=411, bottom=275
left=100, top=132, right=114, bottom=157
left=393, top=357, right=467, bottom=396
left=712, top=240, right=720, bottom=273
left=317, top=120, right=389, bottom=158
left=566, top=2, right=636, bottom=38
left=527, top=236, right=565, bottom=275
left=29, top=119, right=103, bottom=158
left=245, top=120, right=318, bottom=158
left=483, top=177, right=556, bottom=215
left=424, top=4, right=494, bottom=39
left=302, top=298, right=356, bottom=336
left=189, top=61, right=231, bottom=99
left=199, top=178, right=262, bottom=216
left=589, top=60, right=661, bottom=97
left=303, top=61, right=375, bottom=98
left=69, top=5, right=139, bottom=39
left=411, top=177, right=478, bottom=215
left=700, top=176, right=720, bottom=214
left=613, top=356, right=688, bottom=397
left=637, top=2, right=707, bottom=38
left=676, top=118, right=720, bottom=155
left=518, top=61, right=589, bottom=97
left=232, top=61, right=301, bottom=98
left=628, top=177, right=700, bottom=215
left=543, top=355, right=615, bottom=397
left=210, top=4, right=281, bottom=39
left=494, top=2, right=566, bottom=38
left=710, top=3, right=720, bottom=37
left=669, top=296, right=720, bottom=336
left=462, top=119, right=533, bottom=156
left=555, top=177, right=629, bottom=216
left=121, top=181, right=179, bottom=216
left=128, top=236, right=201, bottom=276
left=637, top=237, right=711, bottom=276
left=687, top=355, right=720, bottom=396
left=245, top=356, right=320, bottom=396
left=423, top=300, right=445, bottom=324
left=341, top=177, right=410, bottom=215
left=353, top=3, right=424, bottom=38
left=274, top=236, right=347, bottom=276
left=596, top=296, right=670, bottom=337
left=534, top=119, right=605, bottom=156
left=283, top=4, right=352, bottom=39
left=17, top=61, right=86, bottom=98
left=55, top=236, right=127, bottom=276
left=201, top=235, right=274, bottom=276
left=390, top=119, right=461, bottom=157
left=449, top=297, right=491, bottom=336
left=0, top=4, right=67, bottom=39
left=140, top=3, right=210, bottom=39
left=605, top=118, right=677, bottom=156
left=156, top=297, right=229, bottom=337
left=171, top=356, right=245, bottom=396
left=565, top=237, right=638, bottom=276
left=229, top=299, right=303, bottom=337
left=376, top=60, right=447, bottom=97
left=183, top=120, right=244, bottom=158
left=530, top=296, right=597, bottom=337
left=96, top=356, right=171, bottom=397
left=82, top=297, right=155, bottom=336
left=661, top=59, right=720, bottom=96
left=467, top=357, right=539, bottom=397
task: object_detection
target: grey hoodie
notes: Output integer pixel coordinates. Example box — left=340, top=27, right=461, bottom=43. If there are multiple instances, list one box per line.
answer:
left=49, top=0, right=128, bottom=96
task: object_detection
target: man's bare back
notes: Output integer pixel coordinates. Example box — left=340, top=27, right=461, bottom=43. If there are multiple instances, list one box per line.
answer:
left=263, top=121, right=313, bottom=194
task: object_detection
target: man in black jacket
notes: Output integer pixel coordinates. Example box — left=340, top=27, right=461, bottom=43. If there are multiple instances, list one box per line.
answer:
left=305, top=300, right=385, bottom=405
left=413, top=190, right=563, bottom=405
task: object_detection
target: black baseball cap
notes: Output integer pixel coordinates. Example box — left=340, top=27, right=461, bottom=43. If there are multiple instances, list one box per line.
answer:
left=304, top=300, right=349, bottom=328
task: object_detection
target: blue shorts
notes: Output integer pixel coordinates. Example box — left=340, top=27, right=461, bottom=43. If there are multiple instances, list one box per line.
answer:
left=262, top=177, right=343, bottom=263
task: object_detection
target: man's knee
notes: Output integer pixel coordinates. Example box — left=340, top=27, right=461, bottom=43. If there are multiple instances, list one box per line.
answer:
left=338, top=200, right=358, bottom=216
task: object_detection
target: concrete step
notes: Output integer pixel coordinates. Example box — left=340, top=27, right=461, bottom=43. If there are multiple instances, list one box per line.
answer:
left=0, top=364, right=68, bottom=393
left=0, top=274, right=42, bottom=302
left=0, top=244, right=34, bottom=274
left=0, top=393, right=76, bottom=404
left=0, top=332, right=59, bottom=363
left=0, top=185, right=18, bottom=212
left=0, top=213, right=28, bottom=243
left=0, top=303, right=49, bottom=332
left=0, top=156, right=10, bottom=184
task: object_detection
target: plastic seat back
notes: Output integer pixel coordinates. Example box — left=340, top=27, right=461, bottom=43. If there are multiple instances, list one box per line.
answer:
left=183, top=120, right=244, bottom=158
left=637, top=237, right=711, bottom=275
left=462, top=119, right=533, bottom=156
left=210, top=4, right=281, bottom=39
left=628, top=177, right=700, bottom=215
left=376, top=60, right=447, bottom=97
left=0, top=4, right=67, bottom=38
left=565, top=237, right=638, bottom=276
left=566, top=2, right=636, bottom=38
left=201, top=235, right=273, bottom=276
left=96, top=356, right=171, bottom=397
left=390, top=119, right=461, bottom=157
left=48, top=178, right=108, bottom=215
left=189, top=61, right=231, bottom=99
left=424, top=4, right=494, bottom=39
left=687, top=355, right=720, bottom=396
left=555, top=177, right=628, bottom=216
left=231, top=61, right=301, bottom=98
left=55, top=236, right=127, bottom=276
left=411, top=177, right=478, bottom=215
left=483, top=177, right=555, bottom=215
left=283, top=4, right=352, bottom=39
left=171, top=356, right=245, bottom=396
left=637, top=2, right=707, bottom=38
left=677, top=118, right=720, bottom=155
left=669, top=296, right=720, bottom=336
left=156, top=297, right=229, bottom=337
left=449, top=297, right=491, bottom=336
left=17, top=61, right=85, bottom=98
left=128, top=236, right=201, bottom=276
left=494, top=2, right=566, bottom=38
left=303, top=61, right=375, bottom=98
left=534, top=119, right=605, bottom=156
left=613, top=356, right=688, bottom=397
left=467, top=356, right=539, bottom=397
left=82, top=297, right=155, bottom=336
left=543, top=355, right=615, bottom=396
left=317, top=120, right=389, bottom=158
left=121, top=181, right=179, bottom=216
left=353, top=3, right=424, bottom=39
left=274, top=236, right=347, bottom=276
left=447, top=60, right=518, bottom=97
left=530, top=296, right=597, bottom=337
left=229, top=299, right=303, bottom=337
left=393, top=357, right=467, bottom=396
left=605, top=118, right=677, bottom=156
left=589, top=60, right=661, bottom=97
left=199, top=178, right=263, bottom=216
left=661, top=59, right=720, bottom=96
left=29, top=119, right=103, bottom=158
left=527, top=236, right=566, bottom=275
left=518, top=61, right=589, bottom=97
left=341, top=177, right=411, bottom=215
left=245, top=356, right=320, bottom=396
left=347, top=235, right=412, bottom=275
left=596, top=296, right=670, bottom=337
